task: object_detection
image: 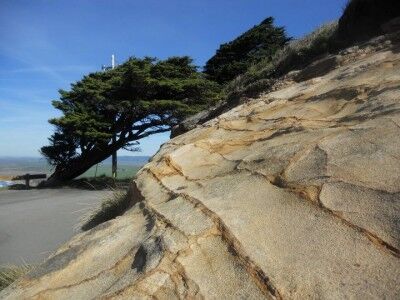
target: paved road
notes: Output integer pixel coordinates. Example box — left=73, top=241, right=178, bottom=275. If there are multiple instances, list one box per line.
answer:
left=0, top=188, right=112, bottom=264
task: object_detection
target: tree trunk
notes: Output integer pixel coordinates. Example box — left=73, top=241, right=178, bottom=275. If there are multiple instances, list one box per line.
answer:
left=40, top=127, right=170, bottom=187
left=41, top=142, right=123, bottom=187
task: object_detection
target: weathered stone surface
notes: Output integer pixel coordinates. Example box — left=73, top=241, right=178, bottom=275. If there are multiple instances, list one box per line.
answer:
left=2, top=32, right=400, bottom=299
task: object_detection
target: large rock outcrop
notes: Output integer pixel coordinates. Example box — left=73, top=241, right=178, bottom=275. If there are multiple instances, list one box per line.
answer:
left=2, top=32, right=400, bottom=299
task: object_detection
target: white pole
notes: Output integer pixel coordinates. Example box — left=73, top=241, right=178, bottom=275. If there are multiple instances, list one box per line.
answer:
left=111, top=54, right=115, bottom=69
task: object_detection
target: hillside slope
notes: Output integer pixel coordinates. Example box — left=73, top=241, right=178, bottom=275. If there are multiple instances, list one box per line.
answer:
left=2, top=31, right=400, bottom=299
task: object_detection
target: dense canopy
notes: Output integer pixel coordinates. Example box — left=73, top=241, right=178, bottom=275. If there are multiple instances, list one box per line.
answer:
left=204, top=17, right=289, bottom=84
left=41, top=56, right=221, bottom=184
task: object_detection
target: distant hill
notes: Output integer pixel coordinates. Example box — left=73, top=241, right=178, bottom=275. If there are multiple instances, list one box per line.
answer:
left=0, top=156, right=149, bottom=165
left=0, top=156, right=150, bottom=177
left=101, top=156, right=150, bottom=165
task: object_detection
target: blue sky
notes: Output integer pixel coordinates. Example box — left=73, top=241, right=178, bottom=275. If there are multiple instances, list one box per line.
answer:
left=0, top=0, right=347, bottom=157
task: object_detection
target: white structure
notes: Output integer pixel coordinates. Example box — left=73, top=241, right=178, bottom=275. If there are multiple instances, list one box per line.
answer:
left=102, top=55, right=116, bottom=71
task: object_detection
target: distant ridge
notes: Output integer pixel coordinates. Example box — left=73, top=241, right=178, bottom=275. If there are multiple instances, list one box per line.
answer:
left=0, top=156, right=150, bottom=165
left=101, top=156, right=150, bottom=164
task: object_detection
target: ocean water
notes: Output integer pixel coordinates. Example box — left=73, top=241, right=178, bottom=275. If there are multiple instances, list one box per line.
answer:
left=0, top=180, right=12, bottom=187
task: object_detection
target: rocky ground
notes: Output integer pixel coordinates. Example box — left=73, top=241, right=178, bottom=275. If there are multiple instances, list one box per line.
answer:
left=1, top=31, right=400, bottom=299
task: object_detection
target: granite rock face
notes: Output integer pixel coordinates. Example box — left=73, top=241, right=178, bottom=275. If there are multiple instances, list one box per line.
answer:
left=2, top=33, right=400, bottom=299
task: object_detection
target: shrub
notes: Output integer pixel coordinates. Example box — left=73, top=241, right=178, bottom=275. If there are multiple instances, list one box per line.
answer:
left=80, top=190, right=132, bottom=230
left=65, top=175, right=131, bottom=190
left=225, top=22, right=338, bottom=104
left=0, top=265, right=32, bottom=291
left=204, top=17, right=289, bottom=84
left=223, top=0, right=400, bottom=105
left=273, top=22, right=338, bottom=76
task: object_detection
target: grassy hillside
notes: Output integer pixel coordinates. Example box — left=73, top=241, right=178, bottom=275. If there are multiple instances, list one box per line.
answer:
left=224, top=0, right=400, bottom=105
left=79, top=164, right=142, bottom=179
left=225, top=22, right=338, bottom=103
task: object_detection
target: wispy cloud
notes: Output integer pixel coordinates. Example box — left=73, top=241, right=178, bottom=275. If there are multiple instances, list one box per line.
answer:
left=0, top=14, right=92, bottom=85
left=0, top=88, right=55, bottom=104
left=0, top=65, right=95, bottom=74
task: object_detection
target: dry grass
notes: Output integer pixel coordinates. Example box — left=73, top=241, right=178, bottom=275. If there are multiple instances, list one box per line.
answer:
left=0, top=265, right=32, bottom=291
left=226, top=22, right=338, bottom=103
left=273, top=22, right=338, bottom=75
left=225, top=0, right=400, bottom=104
left=80, top=190, right=132, bottom=231
left=62, top=175, right=132, bottom=190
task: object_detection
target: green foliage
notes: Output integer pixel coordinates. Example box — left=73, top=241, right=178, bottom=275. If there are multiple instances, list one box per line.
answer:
left=225, top=22, right=338, bottom=103
left=204, top=17, right=289, bottom=84
left=41, top=132, right=78, bottom=168
left=224, top=0, right=400, bottom=104
left=41, top=56, right=222, bottom=170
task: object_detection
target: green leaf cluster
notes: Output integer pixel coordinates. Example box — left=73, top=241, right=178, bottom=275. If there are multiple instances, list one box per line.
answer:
left=41, top=56, right=221, bottom=167
left=204, top=17, right=289, bottom=84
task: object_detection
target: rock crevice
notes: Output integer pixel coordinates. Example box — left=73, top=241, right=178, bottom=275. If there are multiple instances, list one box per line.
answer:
left=2, top=31, right=400, bottom=299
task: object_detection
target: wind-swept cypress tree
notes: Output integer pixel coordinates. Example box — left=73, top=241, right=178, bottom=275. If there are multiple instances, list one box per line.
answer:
left=41, top=56, right=221, bottom=185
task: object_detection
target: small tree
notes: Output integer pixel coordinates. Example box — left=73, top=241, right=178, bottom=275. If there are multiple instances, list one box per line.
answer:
left=41, top=56, right=221, bottom=185
left=204, top=17, right=289, bottom=84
